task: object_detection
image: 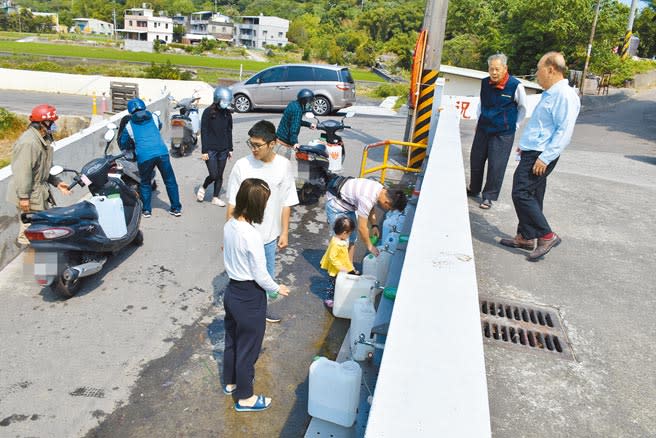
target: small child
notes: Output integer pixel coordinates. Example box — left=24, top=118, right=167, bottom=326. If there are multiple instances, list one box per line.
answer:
left=320, top=216, right=358, bottom=308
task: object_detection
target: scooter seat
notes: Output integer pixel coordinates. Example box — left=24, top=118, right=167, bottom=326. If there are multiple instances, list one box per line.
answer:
left=28, top=201, right=98, bottom=225
left=298, top=143, right=328, bottom=158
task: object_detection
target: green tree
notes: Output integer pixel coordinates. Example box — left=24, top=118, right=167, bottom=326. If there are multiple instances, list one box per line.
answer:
left=635, top=7, right=656, bottom=58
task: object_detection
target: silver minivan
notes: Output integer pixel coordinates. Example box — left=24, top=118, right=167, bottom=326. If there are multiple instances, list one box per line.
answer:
left=230, top=64, right=356, bottom=116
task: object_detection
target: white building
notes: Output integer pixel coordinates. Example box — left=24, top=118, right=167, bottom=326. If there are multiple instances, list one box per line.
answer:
left=186, top=11, right=234, bottom=43
left=71, top=18, right=114, bottom=36
left=116, top=7, right=173, bottom=52
left=235, top=14, right=288, bottom=49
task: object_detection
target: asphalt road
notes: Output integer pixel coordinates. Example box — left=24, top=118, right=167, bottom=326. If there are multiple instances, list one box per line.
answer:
left=0, top=109, right=407, bottom=437
left=0, top=89, right=98, bottom=116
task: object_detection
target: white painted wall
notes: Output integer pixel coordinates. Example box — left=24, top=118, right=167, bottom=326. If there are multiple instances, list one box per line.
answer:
left=365, top=112, right=491, bottom=437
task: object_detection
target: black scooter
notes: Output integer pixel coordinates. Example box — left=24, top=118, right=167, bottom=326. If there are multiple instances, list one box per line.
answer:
left=22, top=124, right=143, bottom=298
left=295, top=111, right=354, bottom=205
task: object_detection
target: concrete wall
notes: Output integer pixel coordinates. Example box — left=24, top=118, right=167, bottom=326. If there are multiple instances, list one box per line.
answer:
left=0, top=96, right=170, bottom=270
left=633, top=70, right=656, bottom=89
left=0, top=68, right=215, bottom=106
left=366, top=111, right=491, bottom=436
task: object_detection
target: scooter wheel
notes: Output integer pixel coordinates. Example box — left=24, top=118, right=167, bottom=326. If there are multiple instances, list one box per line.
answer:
left=52, top=271, right=81, bottom=299
left=132, top=230, right=144, bottom=246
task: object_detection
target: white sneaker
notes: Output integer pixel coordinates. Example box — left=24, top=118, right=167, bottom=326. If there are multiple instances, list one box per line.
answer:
left=212, top=197, right=226, bottom=207
left=196, top=187, right=205, bottom=202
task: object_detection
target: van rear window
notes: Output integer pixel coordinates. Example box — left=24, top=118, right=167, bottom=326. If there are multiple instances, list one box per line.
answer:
left=339, top=68, right=354, bottom=83
left=314, top=68, right=339, bottom=82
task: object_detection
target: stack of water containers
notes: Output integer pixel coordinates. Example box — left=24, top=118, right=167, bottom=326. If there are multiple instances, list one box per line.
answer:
left=308, top=198, right=416, bottom=428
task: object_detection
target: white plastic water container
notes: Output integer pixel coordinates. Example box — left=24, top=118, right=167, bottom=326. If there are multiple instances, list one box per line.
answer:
left=350, top=297, right=376, bottom=361
left=362, top=251, right=392, bottom=285
left=333, top=272, right=376, bottom=319
left=381, top=210, right=406, bottom=244
left=88, top=195, right=127, bottom=239
left=308, top=357, right=362, bottom=427
left=326, top=142, right=343, bottom=173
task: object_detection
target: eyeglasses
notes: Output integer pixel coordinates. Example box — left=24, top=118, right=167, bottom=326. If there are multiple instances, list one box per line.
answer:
left=246, top=139, right=269, bottom=151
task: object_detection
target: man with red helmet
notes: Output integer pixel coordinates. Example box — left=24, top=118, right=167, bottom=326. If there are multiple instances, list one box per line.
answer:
left=8, top=104, right=70, bottom=246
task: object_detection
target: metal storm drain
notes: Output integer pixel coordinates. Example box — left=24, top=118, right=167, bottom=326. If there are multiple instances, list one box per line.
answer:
left=69, top=387, right=105, bottom=398
left=479, top=296, right=574, bottom=360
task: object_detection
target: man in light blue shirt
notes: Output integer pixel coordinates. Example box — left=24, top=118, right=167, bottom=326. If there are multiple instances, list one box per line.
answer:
left=500, top=52, right=580, bottom=261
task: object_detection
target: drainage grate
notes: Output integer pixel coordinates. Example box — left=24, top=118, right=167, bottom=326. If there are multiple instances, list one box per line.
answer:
left=69, top=387, right=105, bottom=398
left=479, top=296, right=574, bottom=360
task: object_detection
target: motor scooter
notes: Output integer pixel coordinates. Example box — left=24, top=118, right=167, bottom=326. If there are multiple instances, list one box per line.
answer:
left=22, top=124, right=143, bottom=299
left=169, top=92, right=200, bottom=156
left=295, top=111, right=354, bottom=205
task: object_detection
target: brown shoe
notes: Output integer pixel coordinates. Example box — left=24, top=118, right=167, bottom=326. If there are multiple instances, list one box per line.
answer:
left=499, top=234, right=536, bottom=251
left=527, top=234, right=562, bottom=261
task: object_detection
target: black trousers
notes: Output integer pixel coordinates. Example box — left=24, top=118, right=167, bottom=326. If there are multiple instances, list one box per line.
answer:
left=511, top=150, right=559, bottom=239
left=469, top=127, right=516, bottom=201
left=202, top=150, right=228, bottom=198
left=223, top=279, right=267, bottom=400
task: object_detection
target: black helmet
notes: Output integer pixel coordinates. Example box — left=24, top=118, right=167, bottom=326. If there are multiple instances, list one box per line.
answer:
left=297, top=88, right=314, bottom=107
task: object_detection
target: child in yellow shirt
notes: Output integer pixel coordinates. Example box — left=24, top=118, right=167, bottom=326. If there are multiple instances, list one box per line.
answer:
left=320, top=216, right=358, bottom=308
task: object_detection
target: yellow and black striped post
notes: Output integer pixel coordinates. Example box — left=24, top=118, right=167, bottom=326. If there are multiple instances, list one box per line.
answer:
left=408, top=69, right=438, bottom=169
left=620, top=30, right=632, bottom=59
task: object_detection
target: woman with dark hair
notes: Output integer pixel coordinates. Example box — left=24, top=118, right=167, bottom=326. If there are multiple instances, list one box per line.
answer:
left=222, top=178, right=290, bottom=412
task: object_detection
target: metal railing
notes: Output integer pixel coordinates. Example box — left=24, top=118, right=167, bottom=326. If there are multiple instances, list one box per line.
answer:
left=359, top=139, right=427, bottom=184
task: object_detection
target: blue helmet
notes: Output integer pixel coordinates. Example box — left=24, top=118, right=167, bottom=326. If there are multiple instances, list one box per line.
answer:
left=213, top=86, right=233, bottom=109
left=127, top=98, right=146, bottom=114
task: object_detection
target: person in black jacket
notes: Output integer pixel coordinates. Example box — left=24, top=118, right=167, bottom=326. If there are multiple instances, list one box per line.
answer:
left=197, top=86, right=234, bottom=206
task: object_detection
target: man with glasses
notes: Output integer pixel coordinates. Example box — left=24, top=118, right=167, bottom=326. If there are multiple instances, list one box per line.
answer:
left=226, top=120, right=299, bottom=323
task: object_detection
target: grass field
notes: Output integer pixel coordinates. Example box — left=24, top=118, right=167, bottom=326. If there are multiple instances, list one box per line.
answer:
left=0, top=40, right=383, bottom=82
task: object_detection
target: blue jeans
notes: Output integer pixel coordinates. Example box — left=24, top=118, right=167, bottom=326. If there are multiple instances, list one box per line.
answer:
left=137, top=154, right=181, bottom=213
left=263, top=238, right=278, bottom=279
left=325, top=199, right=357, bottom=244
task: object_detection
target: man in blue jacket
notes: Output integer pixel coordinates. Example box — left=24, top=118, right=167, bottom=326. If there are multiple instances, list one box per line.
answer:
left=120, top=98, right=182, bottom=218
left=468, top=53, right=526, bottom=210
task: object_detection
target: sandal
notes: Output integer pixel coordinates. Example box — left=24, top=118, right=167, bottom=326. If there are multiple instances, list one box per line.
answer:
left=235, top=394, right=271, bottom=412
left=479, top=199, right=492, bottom=209
left=223, top=384, right=236, bottom=395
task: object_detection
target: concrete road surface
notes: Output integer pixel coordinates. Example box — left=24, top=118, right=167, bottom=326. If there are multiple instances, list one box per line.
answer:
left=0, top=109, right=406, bottom=437
left=0, top=89, right=98, bottom=117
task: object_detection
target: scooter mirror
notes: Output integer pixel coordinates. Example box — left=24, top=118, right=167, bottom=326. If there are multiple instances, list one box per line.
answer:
left=344, top=111, right=355, bottom=118
left=104, top=129, right=116, bottom=143
left=304, top=112, right=315, bottom=119
left=106, top=122, right=118, bottom=130
left=50, top=165, right=64, bottom=176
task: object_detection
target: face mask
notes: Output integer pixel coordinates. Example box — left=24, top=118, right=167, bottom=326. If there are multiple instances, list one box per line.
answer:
left=47, top=122, right=57, bottom=133
left=219, top=100, right=230, bottom=109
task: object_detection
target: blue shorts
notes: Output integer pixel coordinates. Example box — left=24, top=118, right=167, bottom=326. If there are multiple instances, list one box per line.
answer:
left=325, top=199, right=357, bottom=245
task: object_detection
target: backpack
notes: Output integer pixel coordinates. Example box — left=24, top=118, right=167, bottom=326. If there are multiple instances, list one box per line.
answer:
left=326, top=175, right=353, bottom=200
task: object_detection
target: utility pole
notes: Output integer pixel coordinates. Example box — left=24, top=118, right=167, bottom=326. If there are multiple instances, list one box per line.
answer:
left=406, top=0, right=449, bottom=169
left=580, top=0, right=601, bottom=95
left=620, top=0, right=639, bottom=59
left=112, top=7, right=117, bottom=41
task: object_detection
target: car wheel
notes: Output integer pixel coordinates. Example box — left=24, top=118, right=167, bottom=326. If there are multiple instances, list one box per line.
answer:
left=234, top=94, right=252, bottom=113
left=312, top=96, right=332, bottom=116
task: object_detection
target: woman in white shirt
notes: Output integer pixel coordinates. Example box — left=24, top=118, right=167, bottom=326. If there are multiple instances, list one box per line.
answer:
left=222, top=178, right=290, bottom=412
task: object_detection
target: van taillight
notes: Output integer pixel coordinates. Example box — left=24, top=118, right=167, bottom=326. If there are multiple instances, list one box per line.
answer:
left=25, top=228, right=73, bottom=241
left=336, top=83, right=350, bottom=91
